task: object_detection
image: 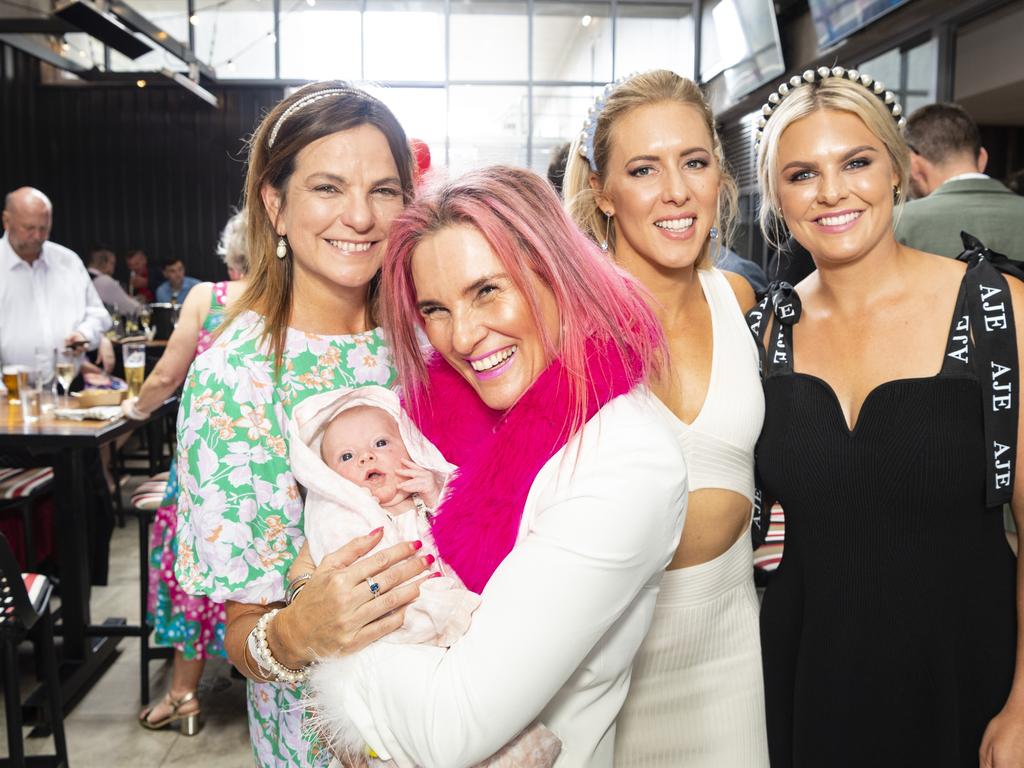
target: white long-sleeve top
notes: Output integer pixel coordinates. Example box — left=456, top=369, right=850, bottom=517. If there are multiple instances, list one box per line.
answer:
left=0, top=234, right=111, bottom=366
left=338, top=387, right=689, bottom=768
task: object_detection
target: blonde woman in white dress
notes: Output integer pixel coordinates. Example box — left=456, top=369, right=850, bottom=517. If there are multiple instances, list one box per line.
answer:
left=565, top=69, right=770, bottom=767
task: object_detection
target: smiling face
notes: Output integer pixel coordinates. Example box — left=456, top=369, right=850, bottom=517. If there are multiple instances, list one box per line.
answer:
left=412, top=224, right=560, bottom=412
left=321, top=406, right=412, bottom=506
left=776, top=109, right=899, bottom=266
left=596, top=100, right=720, bottom=277
left=261, top=123, right=405, bottom=296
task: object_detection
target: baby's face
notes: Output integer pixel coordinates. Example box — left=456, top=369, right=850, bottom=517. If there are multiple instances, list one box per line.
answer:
left=321, top=406, right=413, bottom=507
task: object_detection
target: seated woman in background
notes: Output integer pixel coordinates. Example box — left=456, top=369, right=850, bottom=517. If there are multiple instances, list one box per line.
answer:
left=300, top=165, right=688, bottom=766
left=753, top=66, right=1024, bottom=767
left=127, top=211, right=248, bottom=733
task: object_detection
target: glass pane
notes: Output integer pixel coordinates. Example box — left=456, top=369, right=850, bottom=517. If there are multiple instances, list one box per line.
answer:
left=365, top=0, right=445, bottom=81
left=448, top=85, right=528, bottom=173
left=614, top=5, right=694, bottom=79
left=530, top=85, right=602, bottom=176
left=450, top=1, right=528, bottom=81
left=194, top=3, right=275, bottom=79
left=280, top=3, right=362, bottom=81
left=857, top=47, right=900, bottom=93
left=906, top=37, right=937, bottom=98
left=533, top=2, right=612, bottom=83
left=365, top=85, right=447, bottom=168
left=106, top=0, right=189, bottom=73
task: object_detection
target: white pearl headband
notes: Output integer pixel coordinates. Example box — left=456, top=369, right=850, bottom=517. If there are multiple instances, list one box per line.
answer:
left=755, top=65, right=907, bottom=147
left=267, top=87, right=361, bottom=149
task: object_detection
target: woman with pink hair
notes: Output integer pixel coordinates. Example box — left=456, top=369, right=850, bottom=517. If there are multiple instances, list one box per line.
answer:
left=299, top=165, right=688, bottom=766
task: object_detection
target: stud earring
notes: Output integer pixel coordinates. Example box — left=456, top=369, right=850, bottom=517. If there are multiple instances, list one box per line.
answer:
left=893, top=185, right=902, bottom=205
left=709, top=226, right=719, bottom=241
left=276, top=236, right=288, bottom=260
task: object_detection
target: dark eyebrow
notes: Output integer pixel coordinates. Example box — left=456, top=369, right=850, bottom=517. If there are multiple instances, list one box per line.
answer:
left=305, top=173, right=402, bottom=188
left=415, top=272, right=507, bottom=311
left=780, top=145, right=878, bottom=174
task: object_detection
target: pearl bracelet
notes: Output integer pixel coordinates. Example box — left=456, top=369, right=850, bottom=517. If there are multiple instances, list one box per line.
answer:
left=251, top=608, right=310, bottom=685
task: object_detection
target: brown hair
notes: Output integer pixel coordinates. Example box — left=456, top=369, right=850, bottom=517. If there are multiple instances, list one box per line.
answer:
left=227, top=81, right=415, bottom=370
left=563, top=70, right=737, bottom=269
left=904, top=102, right=982, bottom=165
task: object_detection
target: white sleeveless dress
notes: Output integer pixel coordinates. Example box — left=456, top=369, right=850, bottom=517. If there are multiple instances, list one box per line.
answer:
left=614, top=267, right=770, bottom=767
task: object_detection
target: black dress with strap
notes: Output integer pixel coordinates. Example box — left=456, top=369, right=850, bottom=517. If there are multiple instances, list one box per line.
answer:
left=750, top=239, right=1019, bottom=768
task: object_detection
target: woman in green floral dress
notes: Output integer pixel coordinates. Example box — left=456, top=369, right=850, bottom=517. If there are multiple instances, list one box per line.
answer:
left=175, top=83, right=430, bottom=767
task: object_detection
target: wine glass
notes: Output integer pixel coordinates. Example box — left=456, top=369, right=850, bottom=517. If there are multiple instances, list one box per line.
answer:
left=56, top=347, right=81, bottom=397
left=139, top=305, right=155, bottom=341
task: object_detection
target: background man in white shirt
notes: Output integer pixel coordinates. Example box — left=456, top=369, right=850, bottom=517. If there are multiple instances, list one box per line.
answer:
left=0, top=187, right=111, bottom=368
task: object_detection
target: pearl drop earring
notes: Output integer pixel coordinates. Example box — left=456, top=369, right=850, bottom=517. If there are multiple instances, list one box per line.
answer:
left=276, top=237, right=288, bottom=260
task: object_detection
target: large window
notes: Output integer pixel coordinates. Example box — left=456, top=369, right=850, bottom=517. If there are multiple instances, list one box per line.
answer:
left=83, top=0, right=697, bottom=173
left=858, top=37, right=937, bottom=117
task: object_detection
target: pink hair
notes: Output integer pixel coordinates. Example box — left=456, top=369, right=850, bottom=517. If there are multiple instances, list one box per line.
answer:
left=381, top=165, right=666, bottom=435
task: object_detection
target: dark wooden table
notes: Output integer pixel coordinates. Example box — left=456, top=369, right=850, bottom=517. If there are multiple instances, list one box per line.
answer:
left=0, top=395, right=177, bottom=714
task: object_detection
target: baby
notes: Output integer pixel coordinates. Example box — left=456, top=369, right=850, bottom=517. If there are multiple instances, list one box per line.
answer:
left=288, top=387, right=560, bottom=767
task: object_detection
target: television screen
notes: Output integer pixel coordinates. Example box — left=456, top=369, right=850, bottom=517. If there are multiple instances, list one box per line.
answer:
left=808, top=0, right=911, bottom=49
left=700, top=0, right=785, bottom=101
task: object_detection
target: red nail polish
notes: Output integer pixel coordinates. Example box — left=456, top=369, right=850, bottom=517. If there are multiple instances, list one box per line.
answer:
left=423, top=554, right=435, bottom=566
left=412, top=540, right=423, bottom=551
left=430, top=571, right=442, bottom=579
left=369, top=527, right=384, bottom=536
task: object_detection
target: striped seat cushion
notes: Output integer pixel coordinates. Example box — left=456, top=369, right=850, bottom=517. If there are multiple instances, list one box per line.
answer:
left=22, top=572, right=49, bottom=613
left=754, top=503, right=786, bottom=572
left=130, top=478, right=168, bottom=511
left=0, top=467, right=54, bottom=500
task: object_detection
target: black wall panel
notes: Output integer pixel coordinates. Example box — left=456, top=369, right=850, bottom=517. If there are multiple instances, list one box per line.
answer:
left=0, top=43, right=283, bottom=282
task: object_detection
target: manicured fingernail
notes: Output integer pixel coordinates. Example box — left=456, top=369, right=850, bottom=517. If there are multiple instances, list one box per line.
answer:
left=429, top=571, right=442, bottom=579
left=411, top=540, right=423, bottom=551
left=369, top=527, right=384, bottom=536
left=423, top=554, right=435, bottom=566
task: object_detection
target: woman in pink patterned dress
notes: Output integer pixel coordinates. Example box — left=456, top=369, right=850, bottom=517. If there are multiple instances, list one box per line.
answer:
left=124, top=212, right=249, bottom=733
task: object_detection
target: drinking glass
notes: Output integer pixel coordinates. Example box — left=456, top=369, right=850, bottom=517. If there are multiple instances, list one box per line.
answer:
left=33, top=347, right=57, bottom=413
left=2, top=365, right=25, bottom=404
left=122, top=342, right=146, bottom=398
left=56, top=347, right=81, bottom=396
left=18, top=369, right=42, bottom=423
left=139, top=305, right=155, bottom=341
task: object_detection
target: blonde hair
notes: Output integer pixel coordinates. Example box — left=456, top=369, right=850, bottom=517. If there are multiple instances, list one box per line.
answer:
left=216, top=210, right=249, bottom=277
left=564, top=69, right=737, bottom=269
left=757, top=75, right=910, bottom=249
left=226, top=81, right=414, bottom=370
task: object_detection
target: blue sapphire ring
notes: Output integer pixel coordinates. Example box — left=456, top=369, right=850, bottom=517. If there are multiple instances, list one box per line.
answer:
left=367, top=578, right=381, bottom=598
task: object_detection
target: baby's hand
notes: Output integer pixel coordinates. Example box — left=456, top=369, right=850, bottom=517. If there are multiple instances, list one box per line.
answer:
left=396, top=460, right=441, bottom=509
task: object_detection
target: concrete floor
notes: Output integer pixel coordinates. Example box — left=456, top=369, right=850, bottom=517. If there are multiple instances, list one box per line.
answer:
left=3, top=506, right=255, bottom=767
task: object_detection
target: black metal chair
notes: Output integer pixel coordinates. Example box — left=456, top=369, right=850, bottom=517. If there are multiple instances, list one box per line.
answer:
left=0, top=533, right=68, bottom=767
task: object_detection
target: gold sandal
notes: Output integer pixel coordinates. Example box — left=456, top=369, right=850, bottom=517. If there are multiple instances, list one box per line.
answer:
left=139, top=691, right=202, bottom=735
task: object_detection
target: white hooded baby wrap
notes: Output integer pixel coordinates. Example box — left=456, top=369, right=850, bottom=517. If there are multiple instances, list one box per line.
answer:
left=288, top=386, right=481, bottom=760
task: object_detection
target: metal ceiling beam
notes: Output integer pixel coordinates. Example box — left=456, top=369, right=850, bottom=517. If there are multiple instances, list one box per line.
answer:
left=108, top=1, right=216, bottom=86
left=54, top=0, right=153, bottom=59
left=0, top=18, right=78, bottom=34
left=0, top=32, right=88, bottom=71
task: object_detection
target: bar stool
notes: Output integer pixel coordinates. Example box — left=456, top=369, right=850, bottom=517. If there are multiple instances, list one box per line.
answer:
left=127, top=474, right=173, bottom=705
left=0, top=467, right=55, bottom=571
left=0, top=532, right=68, bottom=767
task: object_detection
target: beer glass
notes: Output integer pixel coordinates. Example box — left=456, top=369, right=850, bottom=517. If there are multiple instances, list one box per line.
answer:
left=122, top=342, right=146, bottom=398
left=2, top=365, right=24, bottom=404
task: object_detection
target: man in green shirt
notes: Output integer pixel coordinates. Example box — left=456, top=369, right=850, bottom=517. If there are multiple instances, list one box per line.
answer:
left=896, top=103, right=1024, bottom=260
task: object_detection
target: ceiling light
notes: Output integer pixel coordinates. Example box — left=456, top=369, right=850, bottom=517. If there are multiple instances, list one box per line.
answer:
left=581, top=14, right=592, bottom=26
left=188, top=14, right=198, bottom=25
left=306, top=0, right=316, bottom=6
left=136, top=78, right=146, bottom=87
